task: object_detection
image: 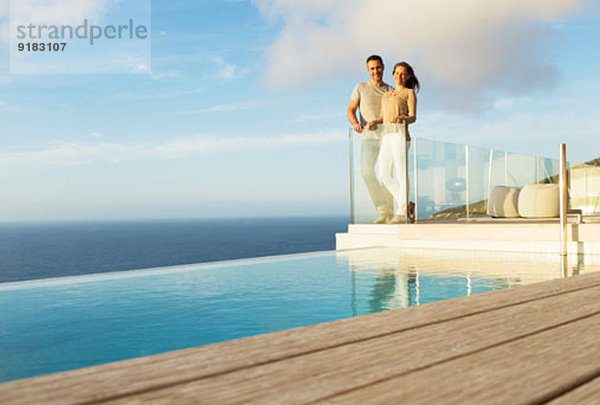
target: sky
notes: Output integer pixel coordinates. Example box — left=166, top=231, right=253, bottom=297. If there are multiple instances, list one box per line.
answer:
left=0, top=0, right=599, bottom=221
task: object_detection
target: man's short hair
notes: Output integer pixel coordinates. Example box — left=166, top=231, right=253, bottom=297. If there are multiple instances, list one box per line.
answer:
left=366, top=55, right=383, bottom=65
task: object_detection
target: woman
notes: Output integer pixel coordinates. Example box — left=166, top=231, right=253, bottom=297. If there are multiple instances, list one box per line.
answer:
left=367, top=61, right=419, bottom=224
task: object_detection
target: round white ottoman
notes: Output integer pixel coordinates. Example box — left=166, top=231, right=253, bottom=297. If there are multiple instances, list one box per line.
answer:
left=487, top=186, right=520, bottom=218
left=517, top=184, right=559, bottom=218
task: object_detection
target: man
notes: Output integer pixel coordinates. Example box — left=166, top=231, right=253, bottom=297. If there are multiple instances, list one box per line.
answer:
left=347, top=55, right=394, bottom=224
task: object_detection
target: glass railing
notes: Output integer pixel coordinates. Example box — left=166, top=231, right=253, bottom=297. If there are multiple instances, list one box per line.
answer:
left=349, top=125, right=562, bottom=223
left=568, top=162, right=600, bottom=214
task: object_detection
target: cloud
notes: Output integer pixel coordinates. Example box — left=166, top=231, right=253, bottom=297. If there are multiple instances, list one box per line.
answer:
left=414, top=79, right=600, bottom=162
left=115, top=87, right=204, bottom=101
left=210, top=56, right=249, bottom=80
left=9, top=0, right=112, bottom=25
left=217, top=63, right=237, bottom=80
left=176, top=102, right=254, bottom=114
left=0, top=0, right=9, bottom=45
left=252, top=0, right=583, bottom=111
left=103, top=54, right=151, bottom=75
left=150, top=70, right=183, bottom=81
left=0, top=131, right=343, bottom=168
left=0, top=98, right=21, bottom=112
left=0, top=0, right=112, bottom=44
left=292, top=112, right=343, bottom=123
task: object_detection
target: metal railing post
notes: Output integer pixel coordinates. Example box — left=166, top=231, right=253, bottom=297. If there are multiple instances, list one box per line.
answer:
left=561, top=255, right=568, bottom=279
left=404, top=124, right=410, bottom=223
left=504, top=151, right=508, bottom=185
left=349, top=129, right=355, bottom=225
left=413, top=137, right=419, bottom=223
left=559, top=143, right=568, bottom=256
left=465, top=145, right=470, bottom=219
left=487, top=149, right=493, bottom=212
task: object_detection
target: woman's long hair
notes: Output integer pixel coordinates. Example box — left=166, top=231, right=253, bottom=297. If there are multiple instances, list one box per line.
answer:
left=393, top=62, right=420, bottom=92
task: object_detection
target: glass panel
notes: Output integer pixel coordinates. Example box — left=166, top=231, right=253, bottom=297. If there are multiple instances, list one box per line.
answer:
left=506, top=152, right=537, bottom=187
left=349, top=130, right=562, bottom=223
left=350, top=124, right=408, bottom=223
left=488, top=150, right=508, bottom=193
left=350, top=128, right=379, bottom=223
left=467, top=145, right=490, bottom=218
left=569, top=162, right=600, bottom=214
left=539, top=157, right=560, bottom=185
left=416, top=139, right=466, bottom=221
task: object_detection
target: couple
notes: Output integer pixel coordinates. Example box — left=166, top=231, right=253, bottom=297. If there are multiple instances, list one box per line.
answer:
left=347, top=55, right=419, bottom=224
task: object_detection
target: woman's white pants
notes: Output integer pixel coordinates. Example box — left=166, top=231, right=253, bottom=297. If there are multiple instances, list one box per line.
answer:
left=378, top=131, right=409, bottom=216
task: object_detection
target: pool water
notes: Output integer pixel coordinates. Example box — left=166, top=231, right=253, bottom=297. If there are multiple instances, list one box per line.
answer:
left=0, top=247, right=583, bottom=383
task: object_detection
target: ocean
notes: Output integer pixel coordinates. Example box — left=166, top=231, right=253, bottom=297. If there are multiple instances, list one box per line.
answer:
left=0, top=216, right=348, bottom=283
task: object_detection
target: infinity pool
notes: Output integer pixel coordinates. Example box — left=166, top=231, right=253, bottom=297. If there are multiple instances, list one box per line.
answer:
left=0, top=247, right=586, bottom=383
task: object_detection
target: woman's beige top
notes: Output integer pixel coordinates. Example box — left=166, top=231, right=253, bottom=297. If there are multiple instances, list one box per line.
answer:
left=381, top=89, right=410, bottom=123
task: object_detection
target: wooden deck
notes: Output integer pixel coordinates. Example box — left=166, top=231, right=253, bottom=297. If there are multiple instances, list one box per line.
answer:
left=2, top=271, right=600, bottom=404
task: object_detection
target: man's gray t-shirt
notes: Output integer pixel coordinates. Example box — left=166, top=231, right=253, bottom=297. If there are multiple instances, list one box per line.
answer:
left=351, top=81, right=394, bottom=125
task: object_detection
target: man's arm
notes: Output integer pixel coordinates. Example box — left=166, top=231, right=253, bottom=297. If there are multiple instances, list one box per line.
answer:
left=366, top=114, right=383, bottom=130
left=347, top=98, right=363, bottom=133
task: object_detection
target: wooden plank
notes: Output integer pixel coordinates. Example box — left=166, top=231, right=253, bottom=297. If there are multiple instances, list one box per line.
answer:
left=548, top=376, right=600, bottom=404
left=322, top=314, right=600, bottom=404
left=99, top=285, right=600, bottom=404
left=2, top=272, right=600, bottom=404
left=98, top=284, right=600, bottom=403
